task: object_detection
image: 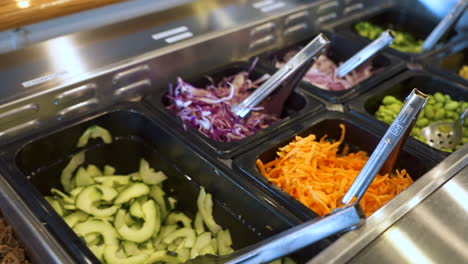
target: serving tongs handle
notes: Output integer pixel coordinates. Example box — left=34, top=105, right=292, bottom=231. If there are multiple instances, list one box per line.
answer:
left=336, top=30, right=394, bottom=78
left=341, top=88, right=428, bottom=205
left=232, top=33, right=330, bottom=118
left=422, top=0, right=468, bottom=52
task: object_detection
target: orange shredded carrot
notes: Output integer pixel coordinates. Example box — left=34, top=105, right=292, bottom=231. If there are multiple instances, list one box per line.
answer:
left=257, top=124, right=413, bottom=217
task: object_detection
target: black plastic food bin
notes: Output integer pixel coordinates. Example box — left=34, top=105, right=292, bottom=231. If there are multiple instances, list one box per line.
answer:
left=233, top=111, right=442, bottom=221
left=0, top=105, right=331, bottom=264
left=259, top=32, right=404, bottom=103
left=420, top=41, right=468, bottom=85
left=346, top=69, right=468, bottom=155
left=146, top=61, right=326, bottom=159
left=331, top=4, right=457, bottom=60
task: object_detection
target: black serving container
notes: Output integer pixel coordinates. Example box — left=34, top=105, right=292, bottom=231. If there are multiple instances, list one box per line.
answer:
left=331, top=3, right=458, bottom=61
left=347, top=69, right=468, bottom=155
left=258, top=32, right=404, bottom=104
left=420, top=40, right=468, bottom=85
left=0, top=104, right=331, bottom=264
left=233, top=111, right=442, bottom=221
left=145, top=61, right=326, bottom=159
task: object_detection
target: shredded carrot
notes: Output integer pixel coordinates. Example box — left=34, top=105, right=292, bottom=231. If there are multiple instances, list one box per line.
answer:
left=256, top=124, right=413, bottom=217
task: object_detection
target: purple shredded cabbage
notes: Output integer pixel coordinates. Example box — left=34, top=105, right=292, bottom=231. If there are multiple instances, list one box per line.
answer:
left=165, top=67, right=280, bottom=142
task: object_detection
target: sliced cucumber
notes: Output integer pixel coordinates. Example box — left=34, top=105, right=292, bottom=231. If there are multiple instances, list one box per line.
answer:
left=217, top=229, right=234, bottom=255
left=190, top=232, right=212, bottom=259
left=63, top=204, right=77, bottom=210
left=74, top=219, right=118, bottom=246
left=153, top=224, right=177, bottom=249
left=199, top=244, right=215, bottom=255
left=69, top=187, right=84, bottom=197
left=175, top=247, right=190, bottom=262
left=103, top=165, right=116, bottom=176
left=50, top=188, right=75, bottom=205
left=166, top=212, right=192, bottom=228
left=113, top=209, right=126, bottom=231
left=84, top=233, right=101, bottom=246
left=60, top=151, right=85, bottom=192
left=129, top=201, right=144, bottom=219
left=194, top=212, right=204, bottom=235
left=143, top=250, right=181, bottom=264
left=76, top=125, right=112, bottom=148
left=86, top=165, right=103, bottom=177
left=94, top=176, right=130, bottom=187
left=122, top=241, right=153, bottom=256
left=162, top=227, right=196, bottom=248
left=139, top=159, right=167, bottom=185
left=149, top=185, right=169, bottom=219
left=103, top=244, right=149, bottom=264
left=117, top=200, right=157, bottom=243
left=64, top=211, right=88, bottom=228
left=269, top=259, right=282, bottom=264
left=114, top=183, right=150, bottom=205
left=76, top=185, right=118, bottom=217
left=74, top=167, right=94, bottom=187
left=89, top=244, right=105, bottom=262
left=45, top=196, right=63, bottom=216
left=197, top=188, right=221, bottom=234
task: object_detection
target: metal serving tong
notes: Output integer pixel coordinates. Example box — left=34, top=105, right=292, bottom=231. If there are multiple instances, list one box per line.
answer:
left=186, top=89, right=428, bottom=264
left=336, top=30, right=394, bottom=78
left=422, top=0, right=468, bottom=52
left=231, top=33, right=330, bottom=118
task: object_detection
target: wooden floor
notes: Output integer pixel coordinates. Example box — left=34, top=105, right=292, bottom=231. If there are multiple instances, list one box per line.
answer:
left=0, top=0, right=128, bottom=31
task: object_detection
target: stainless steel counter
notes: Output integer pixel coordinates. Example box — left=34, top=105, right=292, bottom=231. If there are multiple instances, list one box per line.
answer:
left=350, top=165, right=468, bottom=264
left=309, top=145, right=468, bottom=264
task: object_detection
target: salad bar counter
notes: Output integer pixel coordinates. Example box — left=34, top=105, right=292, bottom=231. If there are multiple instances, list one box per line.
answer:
left=0, top=0, right=466, bottom=263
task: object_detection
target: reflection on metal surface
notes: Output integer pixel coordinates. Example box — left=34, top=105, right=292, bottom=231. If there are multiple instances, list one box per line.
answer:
left=17, top=0, right=30, bottom=9
left=348, top=166, right=468, bottom=264
left=53, top=83, right=96, bottom=105
left=444, top=179, right=468, bottom=212
left=46, top=36, right=87, bottom=76
left=309, top=145, right=468, bottom=264
left=385, top=228, right=433, bottom=264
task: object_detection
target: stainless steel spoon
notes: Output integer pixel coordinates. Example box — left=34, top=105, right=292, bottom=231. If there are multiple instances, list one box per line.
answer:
left=421, top=108, right=467, bottom=150
left=186, top=89, right=428, bottom=264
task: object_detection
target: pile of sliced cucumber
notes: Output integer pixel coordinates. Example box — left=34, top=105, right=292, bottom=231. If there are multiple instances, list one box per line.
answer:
left=45, top=126, right=295, bottom=264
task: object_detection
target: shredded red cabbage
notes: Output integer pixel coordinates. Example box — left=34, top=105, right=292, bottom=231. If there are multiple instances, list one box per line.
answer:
left=275, top=50, right=380, bottom=91
left=165, top=67, right=280, bottom=142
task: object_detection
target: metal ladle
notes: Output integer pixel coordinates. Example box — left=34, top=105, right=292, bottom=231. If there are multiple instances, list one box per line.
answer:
left=186, top=88, right=428, bottom=264
left=421, top=108, right=468, bottom=150
left=231, top=33, right=330, bottom=118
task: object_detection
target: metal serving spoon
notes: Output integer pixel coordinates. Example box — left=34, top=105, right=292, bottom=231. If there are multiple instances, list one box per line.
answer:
left=421, top=108, right=467, bottom=150
left=231, top=33, right=330, bottom=118
left=186, top=89, right=428, bottom=264
left=336, top=30, right=394, bottom=78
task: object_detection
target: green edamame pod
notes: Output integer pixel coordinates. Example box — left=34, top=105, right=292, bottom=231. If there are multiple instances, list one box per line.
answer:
left=382, top=96, right=399, bottom=105
left=415, top=118, right=429, bottom=128
left=445, top=101, right=459, bottom=111
left=434, top=108, right=445, bottom=120
left=434, top=92, right=445, bottom=103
